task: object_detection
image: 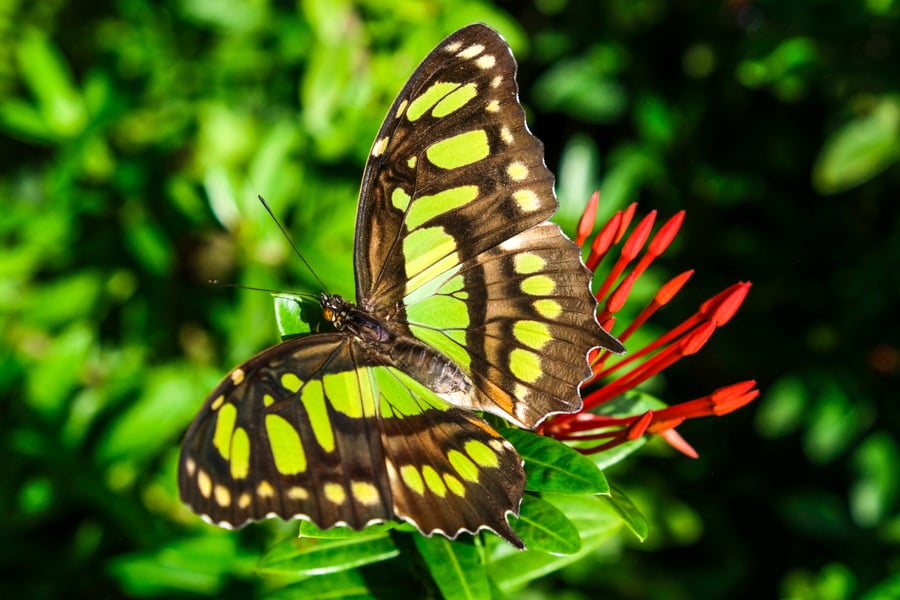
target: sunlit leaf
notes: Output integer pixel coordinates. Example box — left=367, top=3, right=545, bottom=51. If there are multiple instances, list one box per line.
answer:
left=108, top=534, right=254, bottom=596
left=258, top=533, right=399, bottom=576
left=413, top=536, right=490, bottom=600
left=503, top=428, right=609, bottom=495
left=297, top=520, right=402, bottom=539
left=604, top=485, right=648, bottom=542
left=513, top=494, right=581, bottom=555
left=267, top=569, right=376, bottom=600
left=274, top=294, right=323, bottom=337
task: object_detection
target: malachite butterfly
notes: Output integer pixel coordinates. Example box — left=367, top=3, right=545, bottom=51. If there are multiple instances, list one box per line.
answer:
left=178, top=23, right=624, bottom=549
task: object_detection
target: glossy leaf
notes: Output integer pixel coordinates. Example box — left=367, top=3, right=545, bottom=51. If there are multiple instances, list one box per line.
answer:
left=604, top=485, right=649, bottom=542
left=504, top=428, right=609, bottom=495
left=513, top=494, right=581, bottom=555
left=267, top=570, right=376, bottom=600
left=297, top=521, right=403, bottom=539
left=413, top=536, right=490, bottom=600
left=489, top=495, right=623, bottom=592
left=258, top=533, right=399, bottom=576
left=274, top=295, right=324, bottom=338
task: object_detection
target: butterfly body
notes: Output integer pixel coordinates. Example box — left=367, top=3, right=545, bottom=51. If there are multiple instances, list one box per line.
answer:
left=179, top=23, right=623, bottom=549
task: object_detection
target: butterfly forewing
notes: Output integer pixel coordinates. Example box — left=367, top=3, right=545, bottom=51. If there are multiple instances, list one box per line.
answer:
left=354, top=24, right=554, bottom=307
left=352, top=24, right=621, bottom=427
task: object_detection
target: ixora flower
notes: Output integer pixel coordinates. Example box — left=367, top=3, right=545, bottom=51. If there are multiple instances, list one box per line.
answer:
left=541, top=191, right=759, bottom=458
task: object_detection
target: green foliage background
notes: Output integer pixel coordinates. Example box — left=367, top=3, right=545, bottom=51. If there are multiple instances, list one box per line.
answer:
left=3, top=0, right=899, bottom=598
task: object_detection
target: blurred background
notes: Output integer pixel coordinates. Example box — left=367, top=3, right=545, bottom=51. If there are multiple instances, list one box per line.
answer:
left=2, top=0, right=898, bottom=598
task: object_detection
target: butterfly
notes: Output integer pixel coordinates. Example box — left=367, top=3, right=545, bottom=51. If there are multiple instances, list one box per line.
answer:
left=178, top=23, right=623, bottom=549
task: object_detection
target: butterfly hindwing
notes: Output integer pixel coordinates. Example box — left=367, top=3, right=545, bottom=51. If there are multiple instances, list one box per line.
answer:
left=179, top=334, right=391, bottom=530
left=179, top=332, right=525, bottom=545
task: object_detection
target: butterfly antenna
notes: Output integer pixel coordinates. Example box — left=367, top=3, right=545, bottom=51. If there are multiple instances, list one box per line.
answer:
left=257, top=195, right=328, bottom=292
left=208, top=280, right=320, bottom=302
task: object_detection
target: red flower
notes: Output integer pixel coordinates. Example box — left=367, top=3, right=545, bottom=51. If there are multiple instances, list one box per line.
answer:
left=542, top=192, right=759, bottom=457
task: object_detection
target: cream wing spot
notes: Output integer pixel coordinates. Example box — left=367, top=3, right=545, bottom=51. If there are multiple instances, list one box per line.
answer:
left=197, top=469, right=212, bottom=498
left=457, top=43, right=485, bottom=59
left=257, top=481, right=275, bottom=498
left=500, top=126, right=513, bottom=145
left=324, top=482, right=346, bottom=505
left=486, top=99, right=500, bottom=113
left=513, top=189, right=541, bottom=212
left=372, top=136, right=390, bottom=157
left=351, top=481, right=381, bottom=506
left=185, top=457, right=197, bottom=477
left=210, top=394, right=225, bottom=410
left=395, top=98, right=408, bottom=119
left=238, top=493, right=252, bottom=509
left=444, top=40, right=463, bottom=53
left=489, top=439, right=507, bottom=454
left=507, top=160, right=529, bottom=181
left=476, top=54, right=496, bottom=69
left=514, top=383, right=531, bottom=402
left=230, top=368, right=245, bottom=386
left=287, top=486, right=309, bottom=500
left=214, top=484, right=231, bottom=507
left=491, top=75, right=503, bottom=88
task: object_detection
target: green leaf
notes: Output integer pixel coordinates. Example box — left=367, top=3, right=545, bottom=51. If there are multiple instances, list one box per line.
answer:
left=755, top=375, right=809, bottom=438
left=813, top=97, right=900, bottom=194
left=0, top=98, right=53, bottom=142
left=804, top=379, right=864, bottom=464
left=25, top=321, right=93, bottom=418
left=97, top=364, right=213, bottom=463
left=503, top=429, right=608, bottom=495
left=413, top=536, right=490, bottom=600
left=15, top=28, right=88, bottom=138
left=604, top=484, right=649, bottom=542
left=258, top=533, right=399, bottom=576
left=489, top=494, right=622, bottom=592
left=274, top=294, right=323, bottom=337
left=108, top=534, right=254, bottom=596
left=267, top=569, right=376, bottom=600
left=531, top=57, right=626, bottom=123
left=513, top=494, right=581, bottom=555
left=850, top=432, right=900, bottom=527
left=540, top=492, right=626, bottom=540
left=297, top=520, right=402, bottom=539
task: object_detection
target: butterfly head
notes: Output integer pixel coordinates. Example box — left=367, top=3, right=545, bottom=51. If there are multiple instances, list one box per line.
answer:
left=320, top=292, right=346, bottom=327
